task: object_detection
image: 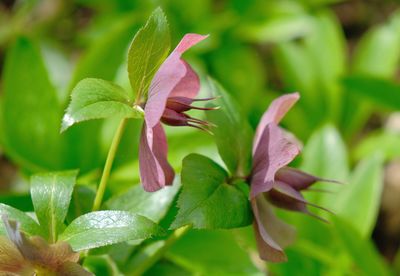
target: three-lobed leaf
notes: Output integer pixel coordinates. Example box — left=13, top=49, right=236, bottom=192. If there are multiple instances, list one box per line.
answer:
left=61, top=78, right=142, bottom=132
left=127, top=7, right=170, bottom=98
left=59, top=211, right=164, bottom=251
left=30, top=170, right=78, bottom=242
left=172, top=154, right=252, bottom=229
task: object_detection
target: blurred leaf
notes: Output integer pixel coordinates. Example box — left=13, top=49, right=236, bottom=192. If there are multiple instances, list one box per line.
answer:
left=1, top=37, right=62, bottom=171
left=394, top=249, right=400, bottom=275
left=352, top=21, right=400, bottom=78
left=354, top=131, right=400, bottom=161
left=69, top=14, right=139, bottom=89
left=59, top=211, right=164, bottom=251
left=66, top=185, right=96, bottom=224
left=301, top=125, right=349, bottom=213
left=302, top=125, right=349, bottom=181
left=106, top=181, right=180, bottom=223
left=237, top=1, right=313, bottom=43
left=83, top=255, right=121, bottom=276
left=335, top=155, right=384, bottom=238
left=127, top=7, right=170, bottom=98
left=172, top=154, right=252, bottom=229
left=206, top=79, right=253, bottom=176
left=144, top=260, right=191, bottom=276
left=30, top=170, right=78, bottom=242
left=0, top=194, right=33, bottom=212
left=0, top=203, right=42, bottom=236
left=303, top=10, right=346, bottom=121
left=169, top=230, right=262, bottom=275
left=61, top=78, right=142, bottom=132
left=343, top=75, right=400, bottom=110
left=333, top=217, right=392, bottom=276
left=208, top=42, right=268, bottom=126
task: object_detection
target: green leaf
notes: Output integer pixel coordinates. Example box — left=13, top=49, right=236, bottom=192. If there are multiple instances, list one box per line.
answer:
left=0, top=204, right=42, bottom=236
left=335, top=155, right=384, bottom=238
left=169, top=230, right=262, bottom=275
left=303, top=10, right=346, bottom=122
left=206, top=79, right=253, bottom=176
left=333, top=217, right=392, bottom=276
left=301, top=125, right=349, bottom=214
left=237, top=1, right=313, bottom=43
left=354, top=131, right=400, bottom=161
left=352, top=20, right=400, bottom=78
left=128, top=7, right=170, bottom=97
left=83, top=255, right=121, bottom=276
left=59, top=211, right=164, bottom=251
left=342, top=75, right=400, bottom=110
left=1, top=37, right=62, bottom=171
left=172, top=154, right=252, bottom=229
left=106, top=181, right=180, bottom=223
left=30, top=170, right=78, bottom=242
left=61, top=78, right=142, bottom=132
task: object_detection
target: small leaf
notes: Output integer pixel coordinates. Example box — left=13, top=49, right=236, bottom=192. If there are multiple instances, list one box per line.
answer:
left=172, top=154, right=252, bottom=229
left=335, top=154, right=384, bottom=238
left=206, top=79, right=253, bottom=176
left=354, top=130, right=400, bottom=161
left=0, top=204, right=42, bottom=236
left=106, top=181, right=180, bottom=223
left=61, top=78, right=142, bottom=132
left=30, top=170, right=78, bottom=242
left=59, top=211, right=164, bottom=251
left=128, top=7, right=170, bottom=98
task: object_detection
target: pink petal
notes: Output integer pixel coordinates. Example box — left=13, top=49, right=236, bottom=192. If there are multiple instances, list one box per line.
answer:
left=275, top=167, right=321, bottom=191
left=251, top=195, right=296, bottom=262
left=139, top=122, right=175, bottom=192
left=268, top=181, right=331, bottom=221
left=253, top=93, right=300, bottom=154
left=145, top=34, right=207, bottom=128
left=251, top=124, right=300, bottom=198
left=168, top=61, right=200, bottom=100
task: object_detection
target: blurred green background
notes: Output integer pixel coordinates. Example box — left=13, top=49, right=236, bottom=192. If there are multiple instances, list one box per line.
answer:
left=1, top=0, right=400, bottom=275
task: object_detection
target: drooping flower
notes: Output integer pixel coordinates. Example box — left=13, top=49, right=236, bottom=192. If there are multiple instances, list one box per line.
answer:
left=139, top=34, right=215, bottom=192
left=250, top=93, right=335, bottom=262
left=0, top=216, right=92, bottom=276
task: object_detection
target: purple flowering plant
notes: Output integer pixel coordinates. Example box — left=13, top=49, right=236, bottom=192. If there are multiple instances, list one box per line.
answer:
left=0, top=7, right=341, bottom=274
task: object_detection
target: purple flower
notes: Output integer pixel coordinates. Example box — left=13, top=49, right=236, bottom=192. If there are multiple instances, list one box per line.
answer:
left=139, top=34, right=213, bottom=192
left=0, top=216, right=91, bottom=275
left=250, top=93, right=334, bottom=262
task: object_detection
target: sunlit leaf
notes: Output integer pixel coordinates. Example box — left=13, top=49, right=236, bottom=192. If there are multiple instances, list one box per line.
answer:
left=61, top=78, right=142, bottom=132
left=30, top=170, right=78, bottom=242
left=127, top=7, right=170, bottom=98
left=59, top=211, right=164, bottom=251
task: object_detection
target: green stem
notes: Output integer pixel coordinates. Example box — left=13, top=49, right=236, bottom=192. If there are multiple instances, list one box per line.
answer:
left=131, top=225, right=192, bottom=276
left=92, top=118, right=127, bottom=211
